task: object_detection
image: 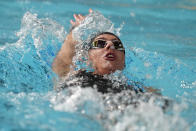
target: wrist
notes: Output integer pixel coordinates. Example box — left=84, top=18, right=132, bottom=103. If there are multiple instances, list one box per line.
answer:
left=69, top=25, right=76, bottom=32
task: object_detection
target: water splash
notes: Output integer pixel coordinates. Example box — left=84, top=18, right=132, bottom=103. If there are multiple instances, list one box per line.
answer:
left=124, top=47, right=196, bottom=92
left=16, top=12, right=66, bottom=63
left=0, top=10, right=194, bottom=131
left=107, top=100, right=189, bottom=131
left=72, top=11, right=117, bottom=44
left=0, top=91, right=103, bottom=131
left=16, top=12, right=66, bottom=46
left=49, top=85, right=189, bottom=131
left=50, top=87, right=104, bottom=117
left=71, top=11, right=124, bottom=71
left=0, top=12, right=67, bottom=92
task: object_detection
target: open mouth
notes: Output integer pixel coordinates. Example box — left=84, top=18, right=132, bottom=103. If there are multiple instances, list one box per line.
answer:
left=104, top=53, right=116, bottom=61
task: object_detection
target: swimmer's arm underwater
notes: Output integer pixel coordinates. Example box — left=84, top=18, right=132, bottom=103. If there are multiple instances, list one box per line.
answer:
left=52, top=9, right=93, bottom=77
left=143, top=86, right=161, bottom=95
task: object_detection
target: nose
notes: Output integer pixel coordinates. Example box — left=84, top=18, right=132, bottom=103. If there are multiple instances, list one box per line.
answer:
left=105, top=41, right=115, bottom=50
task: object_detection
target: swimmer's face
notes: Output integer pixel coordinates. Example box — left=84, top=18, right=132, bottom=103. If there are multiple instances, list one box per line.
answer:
left=88, top=34, right=125, bottom=75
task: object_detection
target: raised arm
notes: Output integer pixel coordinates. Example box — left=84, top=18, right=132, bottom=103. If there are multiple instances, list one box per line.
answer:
left=52, top=31, right=76, bottom=77
left=52, top=9, right=92, bottom=77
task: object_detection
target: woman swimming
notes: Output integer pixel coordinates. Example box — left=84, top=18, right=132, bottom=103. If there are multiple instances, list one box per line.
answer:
left=52, top=9, right=161, bottom=94
left=52, top=9, right=125, bottom=77
left=52, top=9, right=170, bottom=111
left=52, top=9, right=137, bottom=93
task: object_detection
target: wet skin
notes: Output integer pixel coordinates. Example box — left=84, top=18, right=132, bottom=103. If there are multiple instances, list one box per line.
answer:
left=88, top=34, right=125, bottom=75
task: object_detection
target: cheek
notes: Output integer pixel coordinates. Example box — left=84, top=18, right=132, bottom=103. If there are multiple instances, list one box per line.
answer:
left=88, top=50, right=102, bottom=63
left=121, top=54, right=125, bottom=61
left=117, top=52, right=125, bottom=60
left=117, top=53, right=125, bottom=66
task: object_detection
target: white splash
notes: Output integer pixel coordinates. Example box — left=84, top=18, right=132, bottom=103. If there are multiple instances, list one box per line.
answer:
left=72, top=11, right=116, bottom=44
left=108, top=99, right=189, bottom=131
left=50, top=87, right=104, bottom=114
left=71, top=11, right=124, bottom=71
left=16, top=12, right=66, bottom=49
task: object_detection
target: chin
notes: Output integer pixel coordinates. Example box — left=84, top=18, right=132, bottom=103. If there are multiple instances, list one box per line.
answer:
left=94, top=60, right=122, bottom=75
left=103, top=61, right=115, bottom=68
left=102, top=64, right=117, bottom=73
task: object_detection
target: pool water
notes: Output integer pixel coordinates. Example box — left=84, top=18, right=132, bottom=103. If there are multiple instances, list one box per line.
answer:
left=0, top=0, right=196, bottom=131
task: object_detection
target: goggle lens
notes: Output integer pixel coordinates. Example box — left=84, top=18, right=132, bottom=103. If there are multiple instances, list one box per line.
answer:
left=92, top=40, right=124, bottom=51
left=93, top=40, right=107, bottom=48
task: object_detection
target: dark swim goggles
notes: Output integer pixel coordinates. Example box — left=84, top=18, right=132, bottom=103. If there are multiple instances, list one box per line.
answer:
left=91, top=39, right=125, bottom=51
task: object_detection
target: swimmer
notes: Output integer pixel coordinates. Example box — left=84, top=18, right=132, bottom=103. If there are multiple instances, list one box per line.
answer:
left=51, top=10, right=170, bottom=112
left=52, top=9, right=125, bottom=77
left=52, top=9, right=160, bottom=94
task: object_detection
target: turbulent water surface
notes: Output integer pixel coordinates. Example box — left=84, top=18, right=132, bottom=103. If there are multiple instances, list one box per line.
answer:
left=0, top=0, right=196, bottom=131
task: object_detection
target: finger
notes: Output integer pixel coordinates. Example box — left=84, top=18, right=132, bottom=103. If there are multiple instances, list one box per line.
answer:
left=78, top=14, right=85, bottom=20
left=75, top=14, right=83, bottom=24
left=73, top=14, right=80, bottom=22
left=89, top=8, right=93, bottom=13
left=70, top=20, right=75, bottom=26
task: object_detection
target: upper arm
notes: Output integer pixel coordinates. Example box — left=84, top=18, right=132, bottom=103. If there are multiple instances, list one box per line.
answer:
left=52, top=32, right=77, bottom=77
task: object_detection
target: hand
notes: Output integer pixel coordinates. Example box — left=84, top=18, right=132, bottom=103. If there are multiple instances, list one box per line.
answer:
left=70, top=9, right=93, bottom=27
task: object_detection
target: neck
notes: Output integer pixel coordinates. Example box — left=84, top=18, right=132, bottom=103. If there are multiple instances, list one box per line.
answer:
left=93, top=69, right=114, bottom=76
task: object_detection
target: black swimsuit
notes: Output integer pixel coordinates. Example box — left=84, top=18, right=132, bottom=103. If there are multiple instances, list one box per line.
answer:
left=56, top=70, right=171, bottom=111
left=58, top=70, right=139, bottom=94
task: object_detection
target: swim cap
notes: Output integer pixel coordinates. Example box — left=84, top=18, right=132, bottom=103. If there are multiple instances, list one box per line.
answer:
left=90, top=32, right=122, bottom=44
